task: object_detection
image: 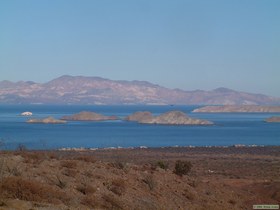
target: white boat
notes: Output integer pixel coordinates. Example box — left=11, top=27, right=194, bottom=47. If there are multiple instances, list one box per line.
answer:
left=20, top=111, right=33, bottom=116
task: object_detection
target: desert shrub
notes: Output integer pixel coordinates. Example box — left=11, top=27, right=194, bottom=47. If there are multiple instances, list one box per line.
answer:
left=0, top=200, right=6, bottom=207
left=0, top=176, right=69, bottom=204
left=55, top=175, right=67, bottom=189
left=80, top=195, right=98, bottom=208
left=111, top=161, right=125, bottom=170
left=142, top=175, right=156, bottom=190
left=6, top=164, right=21, bottom=176
left=20, top=152, right=45, bottom=164
left=62, top=168, right=77, bottom=177
left=60, top=160, right=77, bottom=169
left=156, top=161, right=169, bottom=170
left=228, top=199, right=236, bottom=205
left=102, top=194, right=123, bottom=210
left=47, top=152, right=61, bottom=160
left=108, top=179, right=126, bottom=196
left=76, top=184, right=96, bottom=195
left=183, top=189, right=195, bottom=200
left=83, top=170, right=93, bottom=178
left=0, top=157, right=6, bottom=179
left=16, top=143, right=27, bottom=152
left=174, top=160, right=192, bottom=176
left=75, top=155, right=96, bottom=163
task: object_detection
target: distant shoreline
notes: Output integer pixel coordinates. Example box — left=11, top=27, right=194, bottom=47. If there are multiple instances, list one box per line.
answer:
left=2, top=144, right=278, bottom=152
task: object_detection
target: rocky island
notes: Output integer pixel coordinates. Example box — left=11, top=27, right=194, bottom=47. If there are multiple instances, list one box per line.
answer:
left=126, top=111, right=213, bottom=125
left=192, top=105, right=280, bottom=113
left=265, top=116, right=280, bottom=123
left=124, top=111, right=153, bottom=122
left=27, top=117, right=66, bottom=124
left=61, top=111, right=118, bottom=121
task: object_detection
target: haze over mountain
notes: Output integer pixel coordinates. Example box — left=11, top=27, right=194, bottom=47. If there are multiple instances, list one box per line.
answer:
left=0, top=75, right=279, bottom=105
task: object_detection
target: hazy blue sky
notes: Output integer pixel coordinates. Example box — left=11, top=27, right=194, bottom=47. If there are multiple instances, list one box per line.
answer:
left=0, top=0, right=279, bottom=96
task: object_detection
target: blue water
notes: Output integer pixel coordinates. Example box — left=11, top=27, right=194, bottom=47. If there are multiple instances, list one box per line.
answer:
left=0, top=105, right=279, bottom=150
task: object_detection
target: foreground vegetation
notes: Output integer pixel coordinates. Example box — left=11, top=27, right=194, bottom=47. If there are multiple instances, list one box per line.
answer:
left=0, top=146, right=279, bottom=210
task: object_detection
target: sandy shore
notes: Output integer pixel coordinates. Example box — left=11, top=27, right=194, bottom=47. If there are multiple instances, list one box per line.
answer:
left=0, top=146, right=279, bottom=210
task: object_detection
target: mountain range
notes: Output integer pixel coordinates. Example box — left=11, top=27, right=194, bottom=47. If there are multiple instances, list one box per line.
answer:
left=0, top=75, right=279, bottom=105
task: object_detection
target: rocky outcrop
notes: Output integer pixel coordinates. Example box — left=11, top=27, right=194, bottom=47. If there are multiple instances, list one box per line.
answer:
left=265, top=116, right=280, bottom=123
left=126, top=111, right=213, bottom=125
left=27, top=117, right=66, bottom=124
left=193, top=105, right=280, bottom=113
left=61, top=111, right=118, bottom=121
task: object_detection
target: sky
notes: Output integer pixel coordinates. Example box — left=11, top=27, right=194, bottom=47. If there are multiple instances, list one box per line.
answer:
left=0, top=0, right=279, bottom=97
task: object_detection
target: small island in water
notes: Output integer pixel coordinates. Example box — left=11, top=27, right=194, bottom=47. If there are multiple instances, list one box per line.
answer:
left=265, top=116, right=280, bottom=123
left=192, top=105, right=280, bottom=113
left=61, top=111, right=119, bottom=121
left=126, top=111, right=213, bottom=125
left=27, top=117, right=66, bottom=124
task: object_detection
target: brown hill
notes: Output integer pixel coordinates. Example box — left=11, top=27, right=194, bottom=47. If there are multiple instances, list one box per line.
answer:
left=0, top=75, right=279, bottom=105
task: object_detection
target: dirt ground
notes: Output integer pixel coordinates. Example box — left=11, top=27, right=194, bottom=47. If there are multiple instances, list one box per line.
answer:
left=0, top=146, right=279, bottom=210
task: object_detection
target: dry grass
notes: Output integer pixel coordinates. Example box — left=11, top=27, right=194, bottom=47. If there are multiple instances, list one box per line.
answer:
left=74, top=155, right=96, bottom=163
left=108, top=179, right=126, bottom=196
left=60, top=160, right=77, bottom=169
left=80, top=195, right=98, bottom=208
left=102, top=194, right=123, bottom=210
left=76, top=183, right=97, bottom=195
left=0, top=147, right=279, bottom=210
left=0, top=176, right=69, bottom=204
left=142, top=175, right=156, bottom=191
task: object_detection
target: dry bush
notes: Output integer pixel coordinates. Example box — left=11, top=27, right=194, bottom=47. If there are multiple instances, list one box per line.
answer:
left=102, top=194, right=123, bottom=210
left=62, top=168, right=77, bottom=177
left=0, top=176, right=69, bottom=204
left=75, top=155, right=96, bottom=163
left=108, top=179, right=126, bottom=196
left=46, top=152, right=61, bottom=160
left=156, top=160, right=169, bottom=170
left=110, top=161, right=125, bottom=170
left=183, top=189, right=196, bottom=200
left=14, top=151, right=45, bottom=165
left=174, top=160, right=192, bottom=176
left=0, top=200, right=6, bottom=207
left=16, top=144, right=27, bottom=152
left=83, top=170, right=93, bottom=178
left=54, top=175, right=67, bottom=189
left=0, top=157, right=6, bottom=179
left=80, top=195, right=98, bottom=208
left=142, top=175, right=156, bottom=191
left=228, top=199, right=236, bottom=205
left=76, top=184, right=96, bottom=195
left=60, top=160, right=77, bottom=169
left=6, top=165, right=21, bottom=176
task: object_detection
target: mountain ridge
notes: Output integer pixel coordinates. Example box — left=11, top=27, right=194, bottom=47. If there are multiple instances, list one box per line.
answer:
left=0, top=75, right=279, bottom=105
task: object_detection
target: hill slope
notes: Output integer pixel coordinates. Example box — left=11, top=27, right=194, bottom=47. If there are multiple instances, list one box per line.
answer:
left=0, top=75, right=279, bottom=105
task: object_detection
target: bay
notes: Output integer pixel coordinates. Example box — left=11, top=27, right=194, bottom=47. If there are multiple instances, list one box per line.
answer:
left=0, top=105, right=279, bottom=150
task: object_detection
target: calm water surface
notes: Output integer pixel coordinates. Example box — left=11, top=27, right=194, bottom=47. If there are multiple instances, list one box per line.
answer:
left=0, top=105, right=279, bottom=150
